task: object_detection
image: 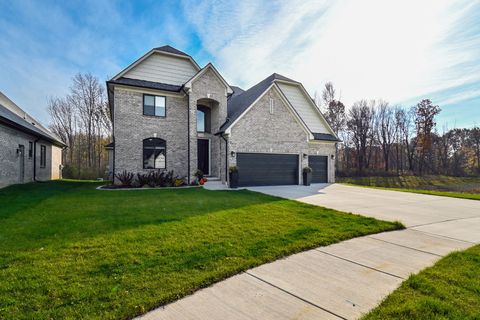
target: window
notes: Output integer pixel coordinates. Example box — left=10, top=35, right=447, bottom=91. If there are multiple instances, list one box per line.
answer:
left=196, top=106, right=211, bottom=133
left=143, top=94, right=166, bottom=117
left=269, top=98, right=274, bottom=114
left=197, top=110, right=205, bottom=132
left=143, top=138, right=166, bottom=169
left=40, top=145, right=46, bottom=168
left=28, top=141, right=33, bottom=158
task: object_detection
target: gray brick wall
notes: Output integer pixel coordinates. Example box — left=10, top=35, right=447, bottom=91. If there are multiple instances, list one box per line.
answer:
left=113, top=88, right=189, bottom=182
left=188, top=68, right=228, bottom=182
left=227, top=86, right=336, bottom=184
left=0, top=123, right=55, bottom=188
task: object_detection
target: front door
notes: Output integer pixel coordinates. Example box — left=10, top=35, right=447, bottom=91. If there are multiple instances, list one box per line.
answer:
left=197, top=139, right=210, bottom=175
left=18, top=144, right=25, bottom=183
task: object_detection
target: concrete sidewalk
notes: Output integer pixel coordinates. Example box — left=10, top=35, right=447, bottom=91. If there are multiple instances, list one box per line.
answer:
left=137, top=184, right=480, bottom=320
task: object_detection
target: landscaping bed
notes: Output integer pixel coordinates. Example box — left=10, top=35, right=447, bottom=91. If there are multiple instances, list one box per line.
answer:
left=0, top=180, right=402, bottom=319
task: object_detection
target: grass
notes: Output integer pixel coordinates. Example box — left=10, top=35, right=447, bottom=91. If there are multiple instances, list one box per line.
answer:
left=338, top=175, right=480, bottom=201
left=363, top=244, right=480, bottom=320
left=0, top=180, right=402, bottom=320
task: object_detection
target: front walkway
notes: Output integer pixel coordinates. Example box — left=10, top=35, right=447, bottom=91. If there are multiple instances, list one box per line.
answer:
left=138, top=184, right=480, bottom=320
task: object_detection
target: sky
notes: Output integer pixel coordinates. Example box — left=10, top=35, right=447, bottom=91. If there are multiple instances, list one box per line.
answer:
left=0, top=0, right=479, bottom=129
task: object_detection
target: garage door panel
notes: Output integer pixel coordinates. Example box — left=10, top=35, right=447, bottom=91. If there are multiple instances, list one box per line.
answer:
left=309, top=156, right=328, bottom=183
left=237, top=153, right=299, bottom=187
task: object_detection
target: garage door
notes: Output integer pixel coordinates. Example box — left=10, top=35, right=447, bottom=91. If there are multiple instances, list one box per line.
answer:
left=309, top=156, right=328, bottom=183
left=236, top=153, right=299, bottom=187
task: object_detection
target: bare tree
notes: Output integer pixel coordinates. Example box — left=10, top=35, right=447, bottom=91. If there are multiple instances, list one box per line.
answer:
left=347, top=100, right=375, bottom=173
left=322, top=82, right=336, bottom=109
left=48, top=96, right=76, bottom=164
left=376, top=100, right=396, bottom=172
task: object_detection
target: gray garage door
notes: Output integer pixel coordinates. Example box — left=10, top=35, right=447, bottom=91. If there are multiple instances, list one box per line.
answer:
left=309, top=155, right=328, bottom=183
left=236, top=153, right=299, bottom=187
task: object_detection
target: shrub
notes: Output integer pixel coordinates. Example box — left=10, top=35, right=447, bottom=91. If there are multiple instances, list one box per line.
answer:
left=136, top=173, right=150, bottom=187
left=115, top=170, right=134, bottom=187
left=174, top=178, right=184, bottom=187
left=229, top=166, right=238, bottom=173
left=194, top=169, right=204, bottom=180
left=303, top=167, right=312, bottom=173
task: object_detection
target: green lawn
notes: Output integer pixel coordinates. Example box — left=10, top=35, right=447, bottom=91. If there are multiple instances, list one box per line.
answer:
left=0, top=181, right=401, bottom=320
left=363, top=244, right=480, bottom=320
left=338, top=175, right=480, bottom=200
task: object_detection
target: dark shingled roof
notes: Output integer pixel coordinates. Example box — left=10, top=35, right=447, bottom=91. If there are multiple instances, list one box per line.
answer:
left=154, top=45, right=190, bottom=57
left=312, top=133, right=341, bottom=142
left=0, top=103, right=66, bottom=146
left=108, top=77, right=183, bottom=92
left=220, top=73, right=297, bottom=132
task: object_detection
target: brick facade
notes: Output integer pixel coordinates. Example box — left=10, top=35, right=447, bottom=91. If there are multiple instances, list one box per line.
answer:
left=227, top=86, right=336, bottom=184
left=0, top=123, right=59, bottom=188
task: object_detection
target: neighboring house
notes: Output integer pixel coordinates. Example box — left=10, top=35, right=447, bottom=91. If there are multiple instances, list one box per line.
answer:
left=107, top=45, right=339, bottom=187
left=0, top=92, right=66, bottom=188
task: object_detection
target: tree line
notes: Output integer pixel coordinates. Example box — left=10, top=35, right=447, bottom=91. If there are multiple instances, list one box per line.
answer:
left=317, top=83, right=480, bottom=177
left=48, top=73, right=111, bottom=179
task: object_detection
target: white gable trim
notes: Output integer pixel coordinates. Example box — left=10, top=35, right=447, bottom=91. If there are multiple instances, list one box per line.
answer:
left=112, top=49, right=201, bottom=81
left=275, top=79, right=338, bottom=138
left=225, top=84, right=313, bottom=139
left=184, top=63, right=233, bottom=95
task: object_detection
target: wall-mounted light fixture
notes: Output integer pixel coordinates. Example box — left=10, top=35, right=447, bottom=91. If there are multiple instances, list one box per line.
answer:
left=303, top=153, right=308, bottom=159
left=230, top=151, right=236, bottom=157
left=331, top=154, right=335, bottom=160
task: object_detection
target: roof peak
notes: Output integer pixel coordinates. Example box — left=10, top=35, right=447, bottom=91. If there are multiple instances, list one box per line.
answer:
left=153, top=45, right=189, bottom=57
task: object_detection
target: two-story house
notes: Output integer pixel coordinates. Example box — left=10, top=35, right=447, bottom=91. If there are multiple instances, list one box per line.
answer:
left=107, top=45, right=339, bottom=187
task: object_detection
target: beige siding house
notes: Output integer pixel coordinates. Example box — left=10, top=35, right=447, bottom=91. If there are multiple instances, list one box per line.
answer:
left=0, top=92, right=66, bottom=188
left=107, top=45, right=339, bottom=187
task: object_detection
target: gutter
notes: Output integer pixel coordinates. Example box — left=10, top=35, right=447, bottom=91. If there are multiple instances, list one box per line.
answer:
left=183, top=88, right=191, bottom=182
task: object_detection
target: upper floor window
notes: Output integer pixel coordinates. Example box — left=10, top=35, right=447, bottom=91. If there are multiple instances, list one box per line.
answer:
left=143, top=94, right=166, bottom=117
left=197, top=105, right=211, bottom=133
left=40, top=145, right=46, bottom=168
left=143, top=138, right=166, bottom=169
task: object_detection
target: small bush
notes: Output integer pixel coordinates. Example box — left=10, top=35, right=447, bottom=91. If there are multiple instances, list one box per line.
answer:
left=115, top=170, right=134, bottom=187
left=194, top=169, right=204, bottom=180
left=303, top=167, right=312, bottom=173
left=136, top=173, right=150, bottom=187
left=229, top=166, right=238, bottom=173
left=174, top=178, right=184, bottom=187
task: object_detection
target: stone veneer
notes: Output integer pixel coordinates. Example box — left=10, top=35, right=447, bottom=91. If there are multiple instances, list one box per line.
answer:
left=0, top=123, right=58, bottom=188
left=227, top=86, right=336, bottom=184
left=113, top=87, right=189, bottom=181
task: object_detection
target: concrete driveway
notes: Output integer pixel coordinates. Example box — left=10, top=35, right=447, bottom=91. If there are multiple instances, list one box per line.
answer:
left=138, top=184, right=480, bottom=320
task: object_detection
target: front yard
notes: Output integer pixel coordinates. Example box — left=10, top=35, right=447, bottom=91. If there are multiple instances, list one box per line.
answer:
left=339, top=175, right=480, bottom=200
left=364, top=244, right=480, bottom=319
left=0, top=181, right=401, bottom=319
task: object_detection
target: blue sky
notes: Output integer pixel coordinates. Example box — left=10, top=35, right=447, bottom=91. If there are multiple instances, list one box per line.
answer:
left=0, top=0, right=479, bottom=129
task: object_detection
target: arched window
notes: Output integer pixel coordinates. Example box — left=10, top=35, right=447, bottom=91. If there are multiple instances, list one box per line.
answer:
left=143, top=138, right=166, bottom=169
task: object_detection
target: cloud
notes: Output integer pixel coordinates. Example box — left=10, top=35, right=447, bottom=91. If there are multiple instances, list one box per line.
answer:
left=183, top=0, right=480, bottom=111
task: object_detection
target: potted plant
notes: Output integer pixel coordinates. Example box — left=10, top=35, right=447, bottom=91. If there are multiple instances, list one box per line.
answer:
left=229, top=166, right=239, bottom=188
left=303, top=167, right=312, bottom=186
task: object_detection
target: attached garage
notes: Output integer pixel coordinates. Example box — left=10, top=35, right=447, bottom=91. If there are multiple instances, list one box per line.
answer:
left=236, top=153, right=299, bottom=187
left=309, top=155, right=328, bottom=183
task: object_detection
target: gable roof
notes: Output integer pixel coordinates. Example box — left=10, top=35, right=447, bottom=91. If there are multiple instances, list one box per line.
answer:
left=0, top=93, right=66, bottom=146
left=111, top=45, right=201, bottom=81
left=153, top=45, right=190, bottom=57
left=184, top=63, right=233, bottom=95
left=220, top=73, right=339, bottom=141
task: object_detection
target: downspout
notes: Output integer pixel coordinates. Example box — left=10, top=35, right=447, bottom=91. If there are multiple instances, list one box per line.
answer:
left=220, top=134, right=228, bottom=184
left=185, top=89, right=191, bottom=182
left=33, top=138, right=40, bottom=181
